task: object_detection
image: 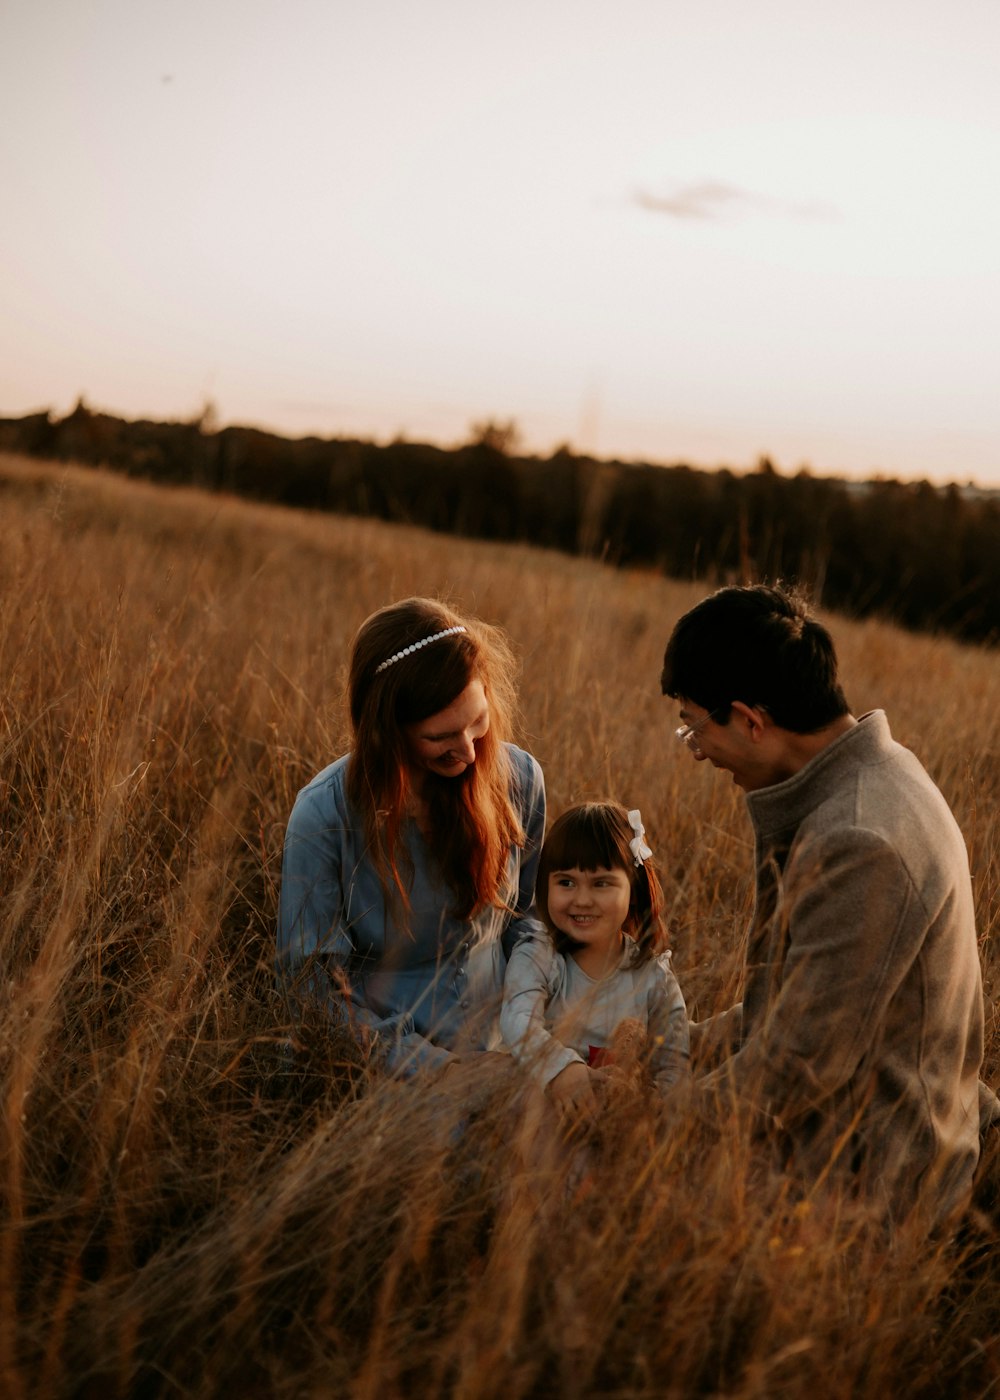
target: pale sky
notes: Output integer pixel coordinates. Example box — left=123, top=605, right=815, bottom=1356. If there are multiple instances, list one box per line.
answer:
left=2, top=0, right=999, bottom=485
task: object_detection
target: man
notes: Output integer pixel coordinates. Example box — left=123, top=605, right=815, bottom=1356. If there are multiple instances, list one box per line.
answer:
left=661, top=584, right=990, bottom=1225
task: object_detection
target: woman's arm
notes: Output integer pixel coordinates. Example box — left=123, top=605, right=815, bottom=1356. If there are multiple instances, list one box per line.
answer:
left=276, top=779, right=353, bottom=1011
left=501, top=749, right=547, bottom=960
left=276, top=778, right=454, bottom=1076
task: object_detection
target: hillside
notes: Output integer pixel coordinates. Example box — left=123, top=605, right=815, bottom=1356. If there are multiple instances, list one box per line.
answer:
left=1, top=451, right=998, bottom=1397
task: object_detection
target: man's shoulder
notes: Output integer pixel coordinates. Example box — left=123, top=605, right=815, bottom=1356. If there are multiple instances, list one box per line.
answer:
left=852, top=730, right=967, bottom=859
left=789, top=772, right=973, bottom=918
left=781, top=714, right=954, bottom=845
left=790, top=820, right=908, bottom=875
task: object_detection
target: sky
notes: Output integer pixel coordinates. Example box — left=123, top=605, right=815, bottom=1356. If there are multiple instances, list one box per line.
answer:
left=2, top=0, right=1000, bottom=486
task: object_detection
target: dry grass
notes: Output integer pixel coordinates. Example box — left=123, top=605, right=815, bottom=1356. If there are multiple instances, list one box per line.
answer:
left=1, top=450, right=998, bottom=1398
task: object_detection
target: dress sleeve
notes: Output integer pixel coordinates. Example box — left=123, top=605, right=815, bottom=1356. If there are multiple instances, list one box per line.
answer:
left=276, top=777, right=352, bottom=999
left=501, top=750, right=547, bottom=960
left=500, top=935, right=582, bottom=1087
left=276, top=778, right=454, bottom=1076
left=647, top=953, right=691, bottom=1093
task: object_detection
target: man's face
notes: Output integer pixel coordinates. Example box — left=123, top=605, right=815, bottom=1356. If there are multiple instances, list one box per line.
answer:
left=675, top=698, right=778, bottom=792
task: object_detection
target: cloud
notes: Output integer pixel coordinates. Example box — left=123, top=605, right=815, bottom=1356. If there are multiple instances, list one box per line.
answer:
left=634, top=180, right=839, bottom=222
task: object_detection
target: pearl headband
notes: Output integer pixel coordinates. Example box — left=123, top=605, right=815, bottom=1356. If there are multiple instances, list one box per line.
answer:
left=375, top=625, right=468, bottom=674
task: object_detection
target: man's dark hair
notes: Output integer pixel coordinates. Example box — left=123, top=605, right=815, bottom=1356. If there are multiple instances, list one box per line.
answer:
left=660, top=584, right=849, bottom=734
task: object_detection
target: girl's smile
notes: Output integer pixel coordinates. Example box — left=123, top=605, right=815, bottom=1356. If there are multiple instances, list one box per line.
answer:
left=547, top=865, right=631, bottom=976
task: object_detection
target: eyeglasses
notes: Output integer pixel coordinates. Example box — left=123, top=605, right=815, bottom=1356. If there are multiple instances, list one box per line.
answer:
left=674, top=708, right=724, bottom=752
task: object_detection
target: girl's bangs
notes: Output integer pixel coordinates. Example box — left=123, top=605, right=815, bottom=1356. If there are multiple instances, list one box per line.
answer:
left=543, top=810, right=628, bottom=874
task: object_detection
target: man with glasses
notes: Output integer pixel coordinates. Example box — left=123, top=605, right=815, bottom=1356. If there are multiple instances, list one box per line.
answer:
left=661, top=583, right=994, bottom=1226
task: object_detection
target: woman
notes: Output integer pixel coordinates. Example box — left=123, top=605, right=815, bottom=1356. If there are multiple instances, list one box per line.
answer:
left=277, top=597, right=546, bottom=1076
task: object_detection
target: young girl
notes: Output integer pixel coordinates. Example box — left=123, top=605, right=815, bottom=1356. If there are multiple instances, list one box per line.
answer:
left=501, top=801, right=689, bottom=1127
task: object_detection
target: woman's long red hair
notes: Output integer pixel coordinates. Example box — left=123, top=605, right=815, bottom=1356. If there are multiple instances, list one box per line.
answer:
left=345, top=598, right=524, bottom=921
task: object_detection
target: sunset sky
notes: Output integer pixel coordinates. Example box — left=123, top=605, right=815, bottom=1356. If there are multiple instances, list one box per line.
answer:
left=3, top=0, right=999, bottom=485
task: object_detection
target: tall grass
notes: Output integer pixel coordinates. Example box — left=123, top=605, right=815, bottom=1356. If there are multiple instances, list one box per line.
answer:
left=1, top=452, right=998, bottom=1398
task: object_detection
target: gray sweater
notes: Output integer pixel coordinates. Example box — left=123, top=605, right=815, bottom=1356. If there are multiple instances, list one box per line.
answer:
left=702, top=710, right=983, bottom=1224
left=501, top=931, right=689, bottom=1091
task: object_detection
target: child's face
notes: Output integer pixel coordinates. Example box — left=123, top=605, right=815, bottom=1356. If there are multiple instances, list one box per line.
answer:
left=546, top=866, right=631, bottom=964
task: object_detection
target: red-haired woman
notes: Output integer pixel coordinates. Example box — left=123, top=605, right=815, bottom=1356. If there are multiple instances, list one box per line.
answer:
left=277, top=597, right=545, bottom=1076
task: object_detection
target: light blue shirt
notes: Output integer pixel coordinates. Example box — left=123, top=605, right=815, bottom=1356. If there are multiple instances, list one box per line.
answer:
left=277, top=744, right=546, bottom=1075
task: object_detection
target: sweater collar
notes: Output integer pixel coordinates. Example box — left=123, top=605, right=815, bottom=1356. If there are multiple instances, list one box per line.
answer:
left=745, top=710, right=892, bottom=837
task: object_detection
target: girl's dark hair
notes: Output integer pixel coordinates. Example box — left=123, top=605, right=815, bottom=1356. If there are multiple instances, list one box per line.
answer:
left=660, top=583, right=849, bottom=733
left=536, top=801, right=667, bottom=966
left=346, top=596, right=523, bottom=921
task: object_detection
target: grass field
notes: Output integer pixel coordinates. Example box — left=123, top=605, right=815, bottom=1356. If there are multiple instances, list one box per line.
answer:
left=1, top=451, right=998, bottom=1397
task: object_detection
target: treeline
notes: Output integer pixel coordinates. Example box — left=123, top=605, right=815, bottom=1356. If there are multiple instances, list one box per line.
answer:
left=3, top=401, right=999, bottom=642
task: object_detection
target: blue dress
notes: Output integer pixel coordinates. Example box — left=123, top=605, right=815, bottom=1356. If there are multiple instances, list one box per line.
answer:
left=277, top=743, right=546, bottom=1074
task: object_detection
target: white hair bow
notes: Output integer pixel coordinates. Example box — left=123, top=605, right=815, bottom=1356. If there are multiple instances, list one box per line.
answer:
left=627, top=809, right=652, bottom=867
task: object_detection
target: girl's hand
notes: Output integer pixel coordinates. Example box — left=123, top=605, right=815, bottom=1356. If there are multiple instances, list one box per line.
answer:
left=547, top=1061, right=600, bottom=1131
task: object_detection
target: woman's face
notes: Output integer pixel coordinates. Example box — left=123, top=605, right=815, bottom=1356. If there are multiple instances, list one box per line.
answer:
left=404, top=678, right=490, bottom=780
